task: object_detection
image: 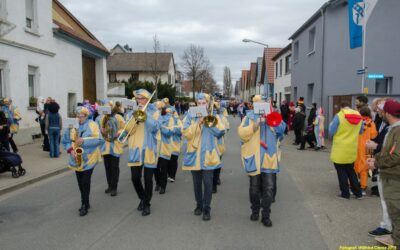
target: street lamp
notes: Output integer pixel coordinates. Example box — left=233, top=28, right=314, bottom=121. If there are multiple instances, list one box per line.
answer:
left=242, top=38, right=269, bottom=99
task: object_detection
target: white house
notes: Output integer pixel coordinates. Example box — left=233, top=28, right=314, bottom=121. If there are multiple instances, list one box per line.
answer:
left=106, top=48, right=176, bottom=99
left=272, top=44, right=292, bottom=104
left=0, top=0, right=109, bottom=144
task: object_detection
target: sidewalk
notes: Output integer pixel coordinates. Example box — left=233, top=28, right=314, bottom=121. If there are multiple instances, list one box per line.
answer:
left=0, top=141, right=69, bottom=195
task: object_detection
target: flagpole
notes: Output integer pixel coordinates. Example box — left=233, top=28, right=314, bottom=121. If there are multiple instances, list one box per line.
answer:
left=361, top=1, right=367, bottom=94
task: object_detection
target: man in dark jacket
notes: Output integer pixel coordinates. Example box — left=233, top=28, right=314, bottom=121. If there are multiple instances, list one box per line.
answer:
left=367, top=99, right=400, bottom=247
left=280, top=100, right=289, bottom=135
left=292, top=107, right=305, bottom=145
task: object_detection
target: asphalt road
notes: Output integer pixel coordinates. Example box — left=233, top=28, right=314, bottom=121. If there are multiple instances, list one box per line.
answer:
left=0, top=117, right=349, bottom=250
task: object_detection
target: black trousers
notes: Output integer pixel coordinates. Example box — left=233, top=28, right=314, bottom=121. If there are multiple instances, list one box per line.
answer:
left=294, top=129, right=302, bottom=144
left=131, top=166, right=154, bottom=207
left=154, top=157, right=169, bottom=189
left=299, top=133, right=315, bottom=149
left=334, top=163, right=362, bottom=198
left=75, top=168, right=94, bottom=206
left=103, top=154, right=120, bottom=190
left=9, top=134, right=18, bottom=153
left=213, top=168, right=221, bottom=187
left=167, top=155, right=179, bottom=179
left=249, top=173, right=276, bottom=218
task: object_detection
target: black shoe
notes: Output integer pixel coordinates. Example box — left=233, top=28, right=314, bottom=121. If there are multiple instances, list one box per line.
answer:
left=79, top=203, right=90, bottom=211
left=368, top=227, right=392, bottom=237
left=250, top=212, right=259, bottom=221
left=217, top=179, right=221, bottom=185
left=155, top=185, right=160, bottom=192
left=202, top=211, right=211, bottom=221
left=212, top=185, right=217, bottom=194
left=142, top=206, right=151, bottom=216
left=137, top=200, right=144, bottom=211
left=307, top=146, right=315, bottom=149
left=79, top=205, right=89, bottom=216
left=159, top=188, right=165, bottom=194
left=105, top=187, right=111, bottom=194
left=110, top=189, right=117, bottom=197
left=194, top=206, right=202, bottom=216
left=315, top=147, right=321, bottom=151
left=262, top=218, right=272, bottom=227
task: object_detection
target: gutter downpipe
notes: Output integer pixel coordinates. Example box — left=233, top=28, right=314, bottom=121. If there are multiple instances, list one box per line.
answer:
left=320, top=5, right=327, bottom=129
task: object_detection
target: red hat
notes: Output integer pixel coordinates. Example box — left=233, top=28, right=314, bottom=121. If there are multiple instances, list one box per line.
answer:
left=383, top=99, right=400, bottom=116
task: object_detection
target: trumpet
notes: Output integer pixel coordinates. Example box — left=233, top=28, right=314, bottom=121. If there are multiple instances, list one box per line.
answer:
left=203, top=97, right=218, bottom=128
left=118, top=90, right=156, bottom=143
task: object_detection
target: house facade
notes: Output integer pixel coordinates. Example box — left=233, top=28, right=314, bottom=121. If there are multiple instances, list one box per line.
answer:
left=290, top=0, right=400, bottom=124
left=106, top=50, right=176, bottom=99
left=0, top=0, right=108, bottom=144
left=272, top=44, right=292, bottom=104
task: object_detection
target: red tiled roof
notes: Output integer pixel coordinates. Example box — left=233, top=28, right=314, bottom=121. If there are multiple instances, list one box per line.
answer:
left=250, top=63, right=257, bottom=88
left=263, top=48, right=282, bottom=84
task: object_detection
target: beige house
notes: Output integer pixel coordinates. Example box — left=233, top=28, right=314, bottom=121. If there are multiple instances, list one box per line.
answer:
left=106, top=48, right=176, bottom=98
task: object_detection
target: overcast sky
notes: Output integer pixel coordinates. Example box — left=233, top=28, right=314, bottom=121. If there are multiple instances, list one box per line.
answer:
left=60, top=0, right=327, bottom=86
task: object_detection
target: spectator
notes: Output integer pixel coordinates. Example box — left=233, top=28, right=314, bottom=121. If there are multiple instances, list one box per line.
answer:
left=367, top=99, right=400, bottom=246
left=314, top=107, right=325, bottom=150
left=45, top=102, right=62, bottom=158
left=354, top=106, right=377, bottom=195
left=280, top=100, right=289, bottom=134
left=0, top=110, right=10, bottom=151
left=292, top=107, right=305, bottom=145
left=329, top=101, right=363, bottom=200
left=355, top=95, right=369, bottom=111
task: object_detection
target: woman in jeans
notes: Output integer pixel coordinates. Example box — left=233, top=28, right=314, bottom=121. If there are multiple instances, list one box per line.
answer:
left=45, top=102, right=62, bottom=158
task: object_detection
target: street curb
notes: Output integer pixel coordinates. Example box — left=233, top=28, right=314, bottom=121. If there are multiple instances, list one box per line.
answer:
left=0, top=167, right=70, bottom=196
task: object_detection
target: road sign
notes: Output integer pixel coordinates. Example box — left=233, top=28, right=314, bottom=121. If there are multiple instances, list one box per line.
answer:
left=363, top=87, right=369, bottom=94
left=367, top=74, right=384, bottom=79
left=357, top=69, right=366, bottom=75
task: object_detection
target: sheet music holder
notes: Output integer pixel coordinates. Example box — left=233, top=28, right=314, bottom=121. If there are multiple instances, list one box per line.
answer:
left=97, top=106, right=111, bottom=115
left=253, top=102, right=271, bottom=115
left=188, top=106, right=208, bottom=118
left=122, top=99, right=138, bottom=111
left=64, top=118, right=79, bottom=129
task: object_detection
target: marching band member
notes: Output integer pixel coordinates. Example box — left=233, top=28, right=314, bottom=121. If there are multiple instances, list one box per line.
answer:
left=162, top=98, right=182, bottom=183
left=62, top=107, right=104, bottom=216
left=212, top=99, right=230, bottom=193
left=99, top=102, right=126, bottom=197
left=182, top=93, right=225, bottom=221
left=127, top=89, right=160, bottom=216
left=154, top=101, right=174, bottom=194
left=238, top=95, right=286, bottom=227
left=169, top=106, right=183, bottom=183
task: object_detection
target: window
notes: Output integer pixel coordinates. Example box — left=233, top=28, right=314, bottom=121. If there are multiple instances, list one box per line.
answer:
left=0, top=0, right=7, bottom=19
left=285, top=55, right=291, bottom=74
left=293, top=86, right=297, bottom=102
left=279, top=59, right=283, bottom=77
left=308, top=27, right=316, bottom=54
left=109, top=73, right=117, bottom=83
left=279, top=92, right=282, bottom=105
left=307, top=83, right=314, bottom=106
left=28, top=66, right=38, bottom=98
left=0, top=68, right=3, bottom=97
left=0, top=60, right=7, bottom=98
left=129, top=73, right=139, bottom=82
left=376, top=77, right=392, bottom=94
left=25, top=0, right=36, bottom=30
left=275, top=62, right=278, bottom=78
left=293, top=41, right=299, bottom=62
left=168, top=74, right=171, bottom=84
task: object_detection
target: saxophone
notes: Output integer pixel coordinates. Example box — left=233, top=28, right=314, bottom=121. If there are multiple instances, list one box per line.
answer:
left=72, top=128, right=84, bottom=170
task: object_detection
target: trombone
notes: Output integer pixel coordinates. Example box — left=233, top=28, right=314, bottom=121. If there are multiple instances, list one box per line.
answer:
left=117, top=90, right=156, bottom=143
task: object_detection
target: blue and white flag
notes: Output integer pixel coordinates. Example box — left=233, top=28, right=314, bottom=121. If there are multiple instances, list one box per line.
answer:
left=348, top=0, right=364, bottom=49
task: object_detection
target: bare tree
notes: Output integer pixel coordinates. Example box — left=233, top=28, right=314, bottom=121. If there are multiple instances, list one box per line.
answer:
left=199, top=68, right=218, bottom=94
left=147, top=34, right=162, bottom=99
left=223, top=66, right=232, bottom=98
left=181, top=44, right=212, bottom=100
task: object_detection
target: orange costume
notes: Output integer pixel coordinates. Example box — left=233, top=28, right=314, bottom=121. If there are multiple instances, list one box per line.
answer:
left=354, top=117, right=377, bottom=189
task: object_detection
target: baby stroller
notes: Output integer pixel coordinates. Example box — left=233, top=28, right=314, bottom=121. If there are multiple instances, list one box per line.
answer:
left=0, top=144, right=26, bottom=178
